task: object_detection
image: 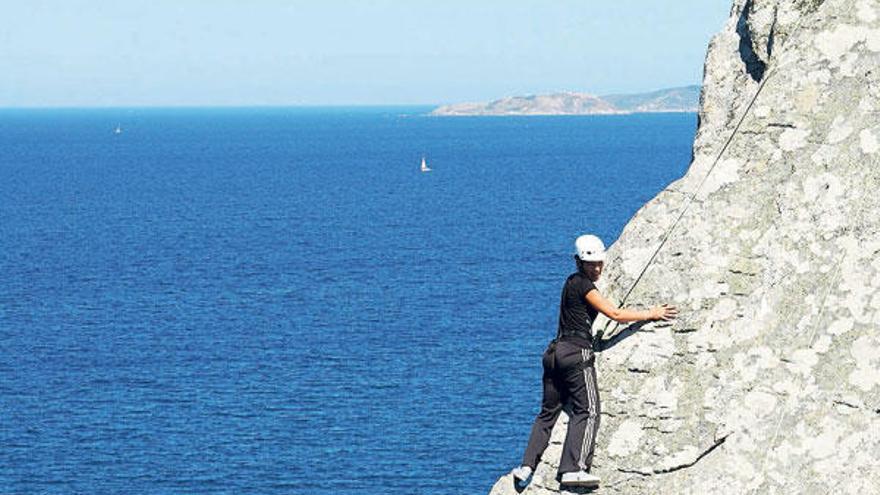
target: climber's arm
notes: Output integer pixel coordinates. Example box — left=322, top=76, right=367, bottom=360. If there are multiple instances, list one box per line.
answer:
left=585, top=289, right=677, bottom=323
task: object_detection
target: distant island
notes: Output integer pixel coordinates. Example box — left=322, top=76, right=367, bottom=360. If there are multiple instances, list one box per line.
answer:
left=430, top=85, right=700, bottom=116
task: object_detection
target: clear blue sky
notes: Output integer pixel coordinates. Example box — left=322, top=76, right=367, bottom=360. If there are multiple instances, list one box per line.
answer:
left=1, top=0, right=732, bottom=107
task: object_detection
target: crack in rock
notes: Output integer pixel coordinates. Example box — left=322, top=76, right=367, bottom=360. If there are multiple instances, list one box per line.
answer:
left=654, top=434, right=730, bottom=474
left=832, top=399, right=859, bottom=409
left=616, top=467, right=653, bottom=477
left=627, top=368, right=651, bottom=374
left=615, top=434, right=731, bottom=478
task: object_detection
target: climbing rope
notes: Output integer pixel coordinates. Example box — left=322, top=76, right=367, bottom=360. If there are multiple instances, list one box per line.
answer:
left=617, top=71, right=774, bottom=306
left=598, top=66, right=778, bottom=340
left=593, top=9, right=867, bottom=488
left=601, top=4, right=818, bottom=337
left=591, top=59, right=785, bottom=481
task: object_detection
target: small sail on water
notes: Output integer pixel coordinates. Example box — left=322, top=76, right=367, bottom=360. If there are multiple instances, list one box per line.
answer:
left=420, top=156, right=431, bottom=172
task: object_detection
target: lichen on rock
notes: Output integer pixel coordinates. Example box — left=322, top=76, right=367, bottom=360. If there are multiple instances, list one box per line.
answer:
left=489, top=0, right=880, bottom=493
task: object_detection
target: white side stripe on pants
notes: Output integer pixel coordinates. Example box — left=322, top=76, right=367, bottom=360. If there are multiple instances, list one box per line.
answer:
left=578, top=349, right=598, bottom=471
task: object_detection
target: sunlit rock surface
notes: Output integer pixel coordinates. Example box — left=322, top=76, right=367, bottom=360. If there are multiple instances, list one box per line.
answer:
left=490, top=0, right=880, bottom=493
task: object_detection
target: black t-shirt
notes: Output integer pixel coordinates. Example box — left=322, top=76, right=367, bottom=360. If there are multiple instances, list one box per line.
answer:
left=556, top=272, right=598, bottom=347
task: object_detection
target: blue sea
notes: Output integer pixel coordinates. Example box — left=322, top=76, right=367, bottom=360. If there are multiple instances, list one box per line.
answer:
left=0, top=108, right=695, bottom=495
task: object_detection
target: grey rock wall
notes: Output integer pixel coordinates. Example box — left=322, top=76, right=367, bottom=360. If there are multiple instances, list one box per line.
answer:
left=490, top=0, right=880, bottom=493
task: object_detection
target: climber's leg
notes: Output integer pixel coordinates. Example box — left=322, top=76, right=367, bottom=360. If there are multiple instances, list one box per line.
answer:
left=557, top=344, right=600, bottom=476
left=520, top=342, right=563, bottom=470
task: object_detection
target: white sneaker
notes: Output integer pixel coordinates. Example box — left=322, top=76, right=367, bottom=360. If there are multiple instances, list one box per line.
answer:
left=511, top=465, right=533, bottom=483
left=560, top=470, right=600, bottom=487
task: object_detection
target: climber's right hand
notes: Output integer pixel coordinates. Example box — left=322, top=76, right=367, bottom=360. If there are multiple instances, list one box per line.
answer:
left=650, top=304, right=678, bottom=321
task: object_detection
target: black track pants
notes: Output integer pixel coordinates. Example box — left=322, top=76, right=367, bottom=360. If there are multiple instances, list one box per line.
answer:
left=521, top=340, right=601, bottom=474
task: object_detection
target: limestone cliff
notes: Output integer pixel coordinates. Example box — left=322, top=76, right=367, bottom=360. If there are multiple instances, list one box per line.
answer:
left=490, top=0, right=880, bottom=493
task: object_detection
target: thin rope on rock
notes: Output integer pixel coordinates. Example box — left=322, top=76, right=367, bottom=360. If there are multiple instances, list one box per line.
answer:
left=602, top=6, right=818, bottom=337
left=599, top=68, right=777, bottom=341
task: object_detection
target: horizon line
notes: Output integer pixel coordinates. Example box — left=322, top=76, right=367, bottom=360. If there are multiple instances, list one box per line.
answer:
left=0, top=83, right=703, bottom=111
left=0, top=103, right=441, bottom=111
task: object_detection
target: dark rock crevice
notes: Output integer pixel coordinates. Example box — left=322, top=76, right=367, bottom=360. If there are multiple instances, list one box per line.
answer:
left=736, top=0, right=767, bottom=82
left=795, top=0, right=826, bottom=14
left=767, top=6, right=778, bottom=58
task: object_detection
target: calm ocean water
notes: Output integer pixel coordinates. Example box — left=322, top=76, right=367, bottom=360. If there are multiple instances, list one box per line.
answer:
left=0, top=108, right=694, bottom=494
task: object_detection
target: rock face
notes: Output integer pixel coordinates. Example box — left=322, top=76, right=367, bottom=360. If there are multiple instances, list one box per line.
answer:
left=490, top=0, right=880, bottom=494
left=429, top=86, right=699, bottom=116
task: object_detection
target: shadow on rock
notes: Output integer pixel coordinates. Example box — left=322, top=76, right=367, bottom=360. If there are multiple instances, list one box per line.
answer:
left=594, top=321, right=649, bottom=352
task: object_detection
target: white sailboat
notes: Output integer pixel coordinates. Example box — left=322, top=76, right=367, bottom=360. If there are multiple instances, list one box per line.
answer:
left=114, top=124, right=122, bottom=135
left=420, top=156, right=431, bottom=172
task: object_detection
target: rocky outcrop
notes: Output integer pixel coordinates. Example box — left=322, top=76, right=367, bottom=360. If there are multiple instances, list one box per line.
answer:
left=431, top=92, right=623, bottom=116
left=490, top=0, right=880, bottom=493
left=602, top=86, right=701, bottom=114
left=430, top=86, right=699, bottom=116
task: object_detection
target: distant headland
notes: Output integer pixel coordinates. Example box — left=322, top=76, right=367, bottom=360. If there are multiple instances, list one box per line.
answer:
left=430, top=85, right=699, bottom=116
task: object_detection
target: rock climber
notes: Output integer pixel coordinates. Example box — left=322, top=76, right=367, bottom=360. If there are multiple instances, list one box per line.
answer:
left=510, top=234, right=678, bottom=488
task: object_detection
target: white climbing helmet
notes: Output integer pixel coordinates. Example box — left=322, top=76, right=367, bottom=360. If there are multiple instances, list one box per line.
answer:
left=575, top=234, right=606, bottom=262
